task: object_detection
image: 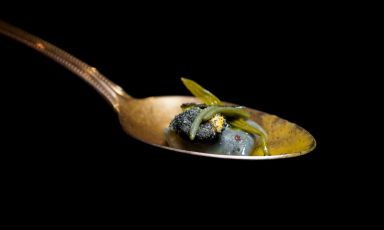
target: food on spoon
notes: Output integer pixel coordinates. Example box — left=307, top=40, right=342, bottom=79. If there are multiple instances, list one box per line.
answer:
left=164, top=78, right=269, bottom=156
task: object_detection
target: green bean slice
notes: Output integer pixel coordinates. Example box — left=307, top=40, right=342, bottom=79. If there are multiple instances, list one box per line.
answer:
left=202, top=106, right=250, bottom=121
left=230, top=119, right=270, bottom=156
left=189, top=106, right=218, bottom=140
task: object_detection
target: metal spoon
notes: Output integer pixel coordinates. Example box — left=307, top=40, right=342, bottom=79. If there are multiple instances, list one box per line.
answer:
left=0, top=20, right=316, bottom=160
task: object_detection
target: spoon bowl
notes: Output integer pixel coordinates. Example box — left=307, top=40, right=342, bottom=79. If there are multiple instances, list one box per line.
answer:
left=0, top=20, right=316, bottom=160
left=118, top=95, right=315, bottom=159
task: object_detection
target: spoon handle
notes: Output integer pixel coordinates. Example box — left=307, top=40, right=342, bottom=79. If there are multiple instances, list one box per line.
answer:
left=0, top=20, right=127, bottom=110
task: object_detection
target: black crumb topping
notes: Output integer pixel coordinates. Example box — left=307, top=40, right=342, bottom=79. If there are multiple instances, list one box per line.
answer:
left=169, top=106, right=218, bottom=142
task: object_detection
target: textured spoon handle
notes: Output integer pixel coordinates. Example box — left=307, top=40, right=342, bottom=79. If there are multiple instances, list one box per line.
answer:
left=0, top=20, right=126, bottom=109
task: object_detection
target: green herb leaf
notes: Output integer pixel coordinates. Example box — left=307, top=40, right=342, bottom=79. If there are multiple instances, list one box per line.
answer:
left=181, top=78, right=222, bottom=106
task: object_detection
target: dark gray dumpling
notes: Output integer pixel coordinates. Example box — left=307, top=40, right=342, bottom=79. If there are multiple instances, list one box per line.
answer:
left=215, top=128, right=255, bottom=156
left=169, top=107, right=218, bottom=142
left=164, top=126, right=256, bottom=156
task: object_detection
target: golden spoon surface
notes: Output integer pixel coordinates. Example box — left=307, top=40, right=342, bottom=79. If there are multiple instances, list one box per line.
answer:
left=0, top=20, right=316, bottom=160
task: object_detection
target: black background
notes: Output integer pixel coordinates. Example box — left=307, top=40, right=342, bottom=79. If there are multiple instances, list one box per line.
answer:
left=3, top=5, right=378, bottom=225
left=0, top=7, right=337, bottom=194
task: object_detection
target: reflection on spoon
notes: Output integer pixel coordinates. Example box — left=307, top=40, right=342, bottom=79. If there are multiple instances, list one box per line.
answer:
left=0, top=20, right=316, bottom=160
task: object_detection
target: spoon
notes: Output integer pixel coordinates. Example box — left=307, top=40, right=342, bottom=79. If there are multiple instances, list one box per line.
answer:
left=0, top=20, right=316, bottom=160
